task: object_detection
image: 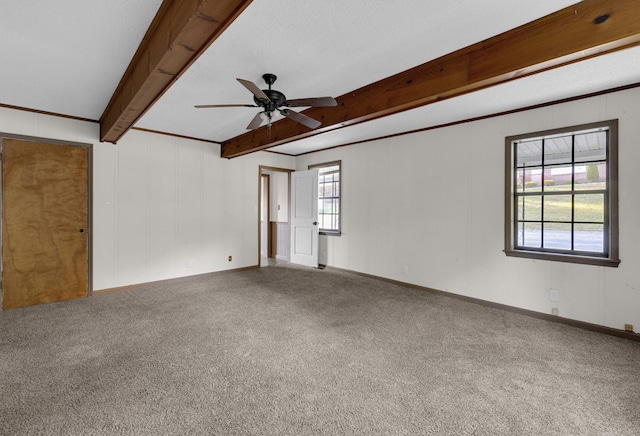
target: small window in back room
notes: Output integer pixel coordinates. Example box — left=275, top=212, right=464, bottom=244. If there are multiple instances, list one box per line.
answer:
left=309, top=161, right=341, bottom=235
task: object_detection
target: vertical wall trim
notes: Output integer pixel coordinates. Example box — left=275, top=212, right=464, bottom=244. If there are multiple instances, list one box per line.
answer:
left=114, top=143, right=120, bottom=286
left=200, top=142, right=205, bottom=272
left=144, top=136, right=149, bottom=284
left=174, top=138, right=180, bottom=274
left=86, top=143, right=94, bottom=296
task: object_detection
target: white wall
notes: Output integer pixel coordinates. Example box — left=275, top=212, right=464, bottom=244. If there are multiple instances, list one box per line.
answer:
left=295, top=87, right=640, bottom=332
left=0, top=107, right=294, bottom=290
left=270, top=171, right=289, bottom=222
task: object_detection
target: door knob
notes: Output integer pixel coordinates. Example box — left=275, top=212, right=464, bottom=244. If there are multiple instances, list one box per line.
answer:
left=79, top=229, right=85, bottom=233
left=313, top=222, right=318, bottom=225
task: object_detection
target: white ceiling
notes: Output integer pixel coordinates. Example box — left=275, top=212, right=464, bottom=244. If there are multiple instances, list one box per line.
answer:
left=0, top=0, right=163, bottom=120
left=1, top=1, right=639, bottom=157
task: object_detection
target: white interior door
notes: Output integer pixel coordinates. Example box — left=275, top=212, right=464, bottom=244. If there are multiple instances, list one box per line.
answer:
left=290, top=169, right=318, bottom=267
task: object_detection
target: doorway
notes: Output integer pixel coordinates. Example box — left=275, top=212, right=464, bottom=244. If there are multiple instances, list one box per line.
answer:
left=260, top=173, right=271, bottom=262
left=259, top=166, right=292, bottom=267
left=1, top=135, right=91, bottom=309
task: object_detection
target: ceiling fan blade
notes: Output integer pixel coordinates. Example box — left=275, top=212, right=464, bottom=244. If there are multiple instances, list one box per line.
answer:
left=194, top=104, right=257, bottom=108
left=237, top=78, right=270, bottom=102
left=285, top=97, right=337, bottom=107
left=246, top=112, right=264, bottom=130
left=280, top=109, right=321, bottom=130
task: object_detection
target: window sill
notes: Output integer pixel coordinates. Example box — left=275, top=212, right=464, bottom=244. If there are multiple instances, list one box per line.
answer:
left=504, top=249, right=620, bottom=267
left=319, top=231, right=341, bottom=237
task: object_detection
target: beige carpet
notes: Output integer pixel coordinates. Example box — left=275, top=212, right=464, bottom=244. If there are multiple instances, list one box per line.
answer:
left=1, top=264, right=639, bottom=435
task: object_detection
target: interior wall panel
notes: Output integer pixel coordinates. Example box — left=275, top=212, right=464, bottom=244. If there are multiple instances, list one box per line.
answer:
left=177, top=139, right=204, bottom=276
left=92, top=142, right=118, bottom=290
left=271, top=171, right=288, bottom=223
left=220, top=155, right=246, bottom=268
left=116, top=133, right=149, bottom=286
left=296, top=86, right=640, bottom=332
left=147, top=134, right=178, bottom=280
left=201, top=141, right=225, bottom=271
left=0, top=107, right=37, bottom=137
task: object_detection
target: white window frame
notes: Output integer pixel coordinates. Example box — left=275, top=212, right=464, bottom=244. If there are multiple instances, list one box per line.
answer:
left=309, top=161, right=341, bottom=236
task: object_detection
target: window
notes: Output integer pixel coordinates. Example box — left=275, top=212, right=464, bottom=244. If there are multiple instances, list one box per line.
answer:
left=310, top=161, right=341, bottom=235
left=505, top=120, right=619, bottom=267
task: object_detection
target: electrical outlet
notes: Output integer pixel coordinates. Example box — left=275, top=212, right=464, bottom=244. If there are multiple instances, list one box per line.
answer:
left=402, top=265, right=409, bottom=274
left=186, top=259, right=195, bottom=268
left=549, top=289, right=559, bottom=302
left=624, top=324, right=634, bottom=332
left=228, top=255, right=232, bottom=262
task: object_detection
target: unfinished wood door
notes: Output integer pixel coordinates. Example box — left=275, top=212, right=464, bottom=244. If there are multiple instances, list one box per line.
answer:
left=2, top=138, right=88, bottom=309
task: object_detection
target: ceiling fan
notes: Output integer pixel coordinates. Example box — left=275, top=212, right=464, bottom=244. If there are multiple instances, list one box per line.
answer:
left=195, top=73, right=337, bottom=130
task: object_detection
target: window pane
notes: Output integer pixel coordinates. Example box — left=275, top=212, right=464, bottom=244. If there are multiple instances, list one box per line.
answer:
left=575, top=131, right=606, bottom=163
left=322, top=199, right=334, bottom=214
left=517, top=140, right=542, bottom=167
left=543, top=195, right=572, bottom=222
left=321, top=182, right=334, bottom=198
left=544, top=135, right=572, bottom=165
left=518, top=168, right=542, bottom=192
left=518, top=222, right=541, bottom=248
left=323, top=215, right=333, bottom=230
left=543, top=223, right=571, bottom=250
left=517, top=197, right=524, bottom=220
left=574, top=224, right=604, bottom=253
left=546, top=164, right=573, bottom=191
left=516, top=169, right=524, bottom=193
left=319, top=214, right=328, bottom=229
left=575, top=163, right=606, bottom=188
left=574, top=194, right=604, bottom=223
left=521, top=195, right=541, bottom=221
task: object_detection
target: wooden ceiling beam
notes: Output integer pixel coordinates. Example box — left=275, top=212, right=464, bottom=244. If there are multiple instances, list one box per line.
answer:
left=221, top=0, right=640, bottom=158
left=100, top=0, right=253, bottom=144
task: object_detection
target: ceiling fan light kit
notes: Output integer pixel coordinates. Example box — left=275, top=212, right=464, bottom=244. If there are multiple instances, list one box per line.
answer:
left=196, top=73, right=337, bottom=131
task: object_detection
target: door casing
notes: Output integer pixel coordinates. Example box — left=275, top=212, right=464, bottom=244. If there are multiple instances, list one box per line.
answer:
left=258, top=166, right=292, bottom=267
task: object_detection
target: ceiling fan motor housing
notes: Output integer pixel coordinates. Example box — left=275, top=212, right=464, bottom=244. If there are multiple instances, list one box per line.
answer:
left=254, top=74, right=287, bottom=112
left=254, top=89, right=287, bottom=112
